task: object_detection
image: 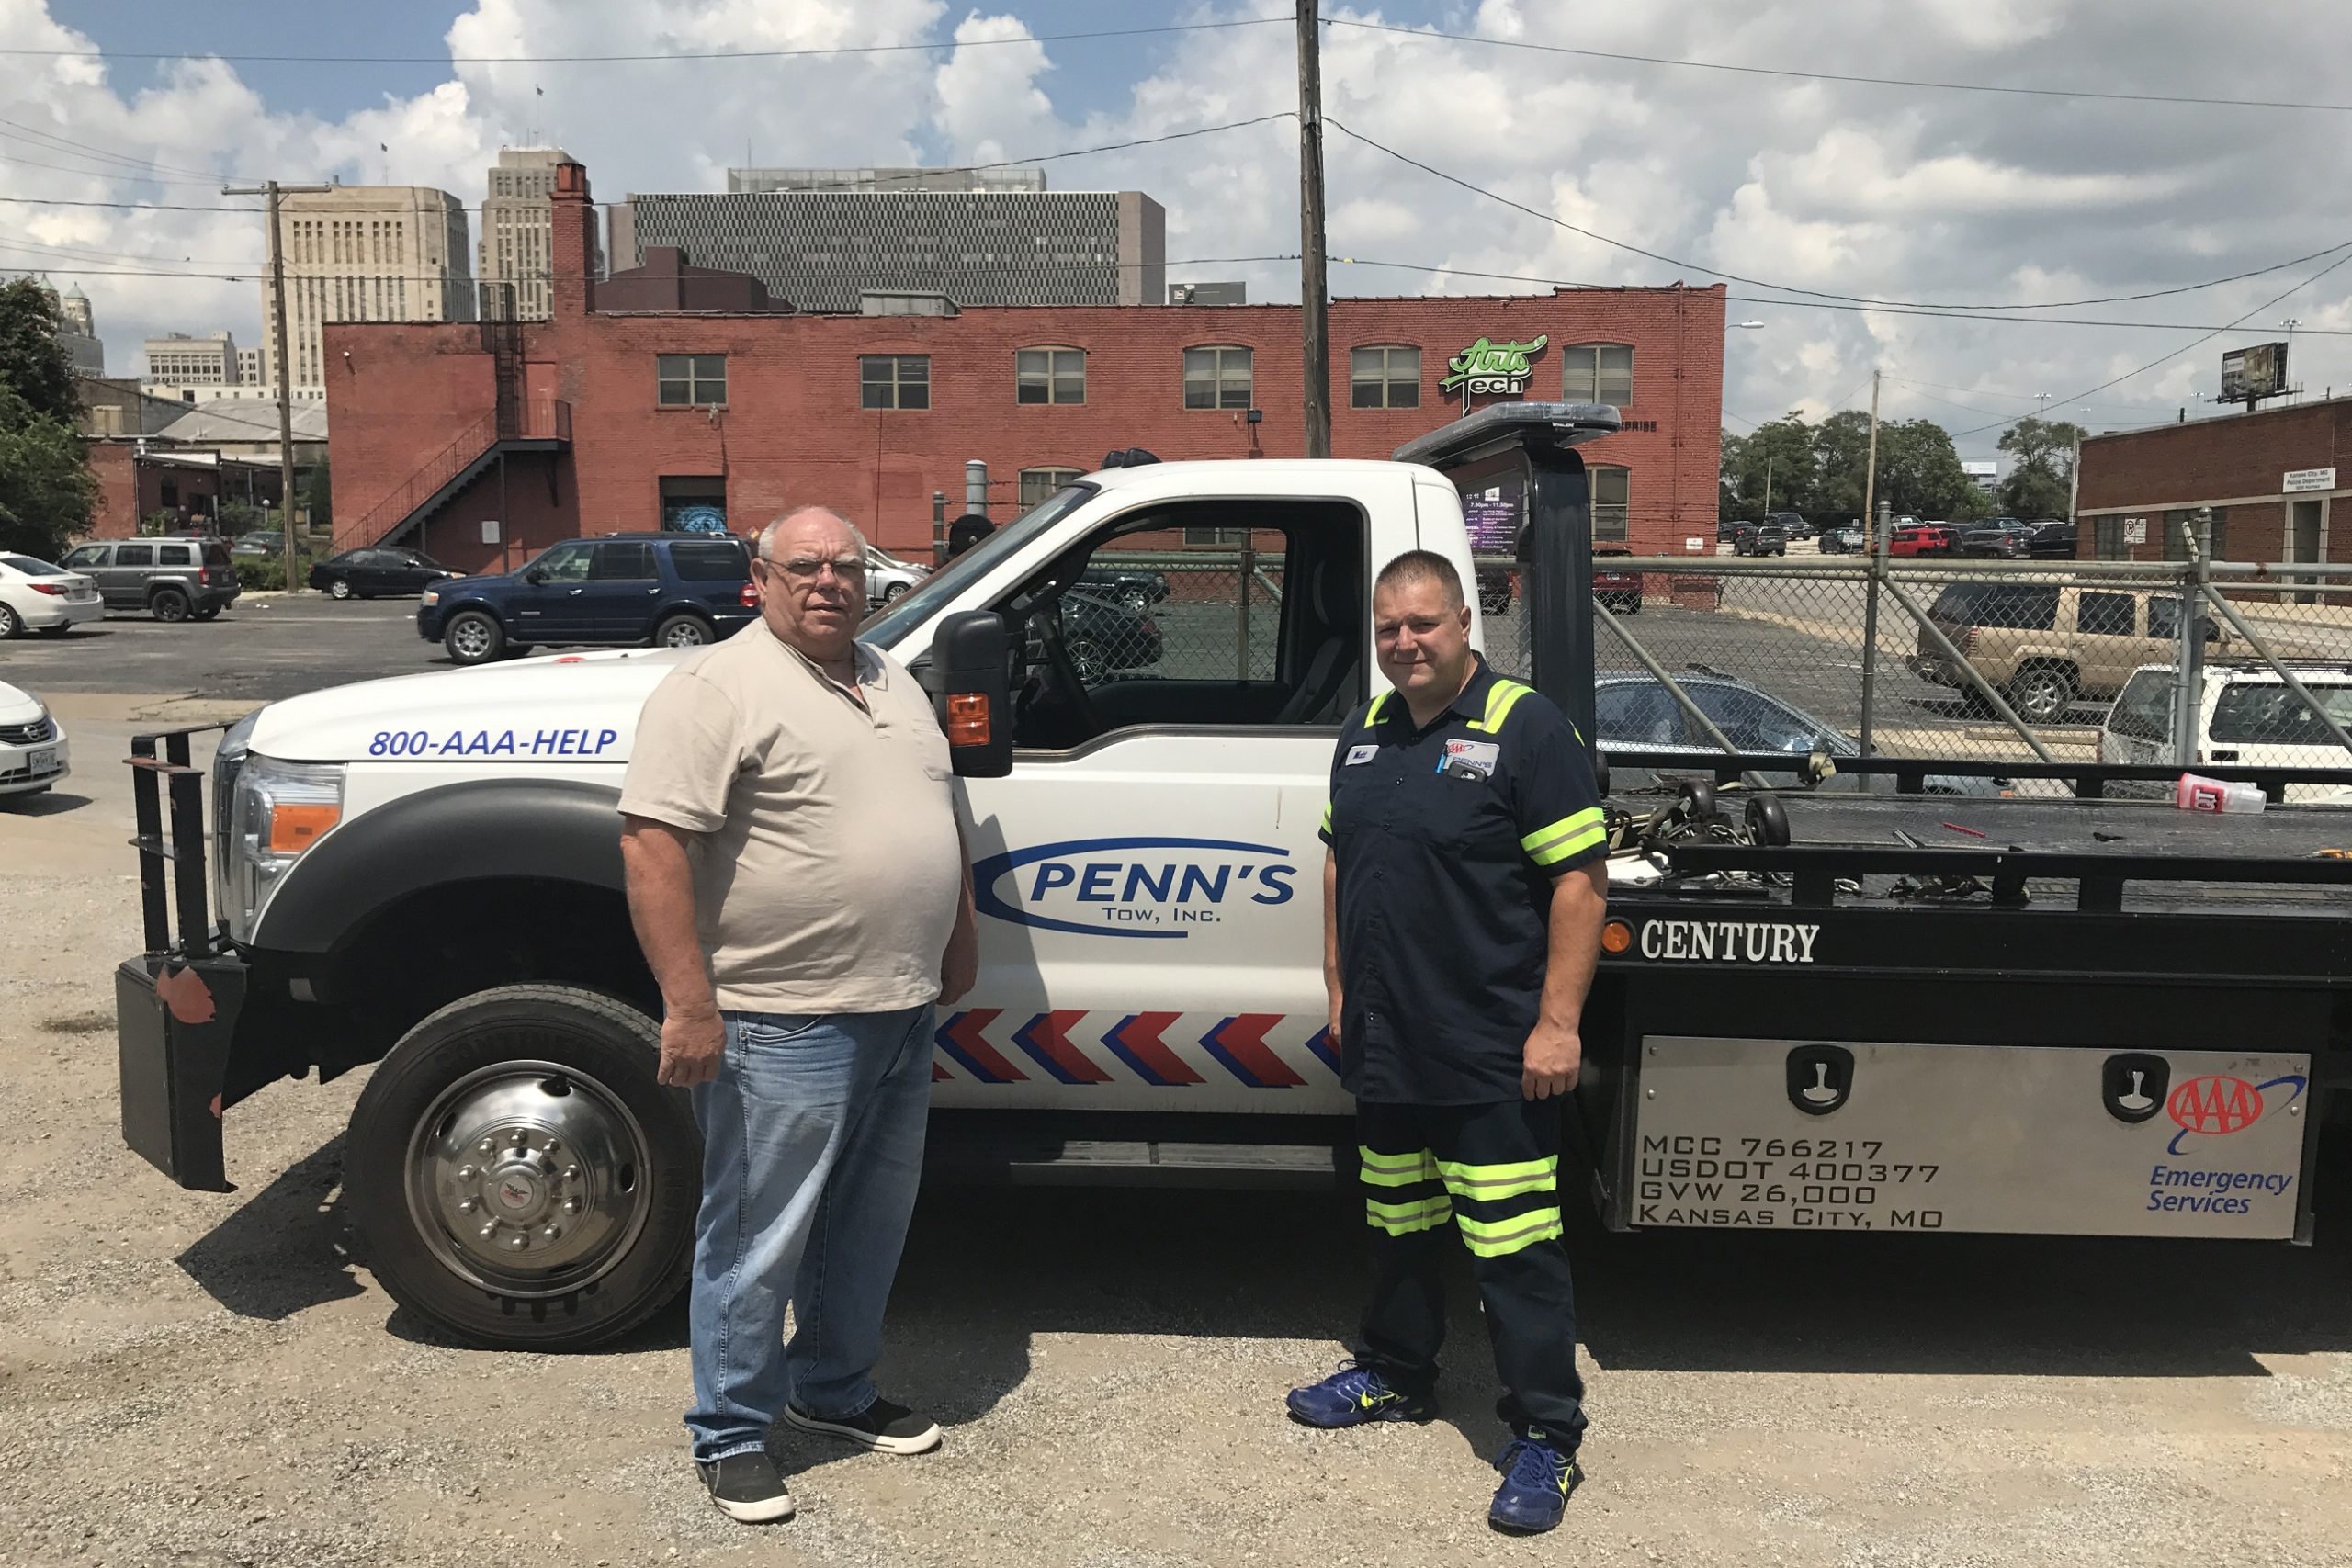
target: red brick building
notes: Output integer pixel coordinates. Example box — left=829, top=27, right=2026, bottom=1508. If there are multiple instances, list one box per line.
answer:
left=82, top=441, right=286, bottom=540
left=326, top=162, right=1725, bottom=572
left=2076, top=398, right=2352, bottom=567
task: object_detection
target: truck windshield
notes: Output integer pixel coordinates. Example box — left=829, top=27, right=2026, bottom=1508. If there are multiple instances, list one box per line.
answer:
left=860, top=482, right=1099, bottom=649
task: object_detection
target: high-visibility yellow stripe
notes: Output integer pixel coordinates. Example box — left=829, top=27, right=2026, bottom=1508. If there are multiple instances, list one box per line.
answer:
left=1363, top=692, right=1392, bottom=728
left=1468, top=679, right=1535, bottom=733
left=1366, top=1196, right=1453, bottom=1235
left=1320, top=800, right=1332, bottom=833
left=1457, top=1208, right=1565, bottom=1257
left=1359, top=1146, right=1440, bottom=1187
left=1436, top=1155, right=1559, bottom=1190
left=1531, top=827, right=1605, bottom=867
left=1520, top=808, right=1605, bottom=857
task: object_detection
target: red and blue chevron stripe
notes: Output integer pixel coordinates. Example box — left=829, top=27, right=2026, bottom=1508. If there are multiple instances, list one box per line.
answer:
left=1099, top=1012, right=1206, bottom=1087
left=934, top=1009, right=1027, bottom=1084
left=1012, top=1010, right=1114, bottom=1085
left=1199, top=1013, right=1306, bottom=1089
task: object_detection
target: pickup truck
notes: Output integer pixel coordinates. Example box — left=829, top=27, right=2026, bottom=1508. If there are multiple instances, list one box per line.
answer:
left=115, top=403, right=2352, bottom=1350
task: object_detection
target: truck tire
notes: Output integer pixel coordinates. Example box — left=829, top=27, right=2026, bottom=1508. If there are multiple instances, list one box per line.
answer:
left=344, top=985, right=699, bottom=1350
left=2007, top=663, right=2076, bottom=725
left=151, top=586, right=191, bottom=623
left=653, top=612, right=711, bottom=649
left=326, top=577, right=354, bottom=600
left=444, top=610, right=505, bottom=665
left=192, top=604, right=221, bottom=621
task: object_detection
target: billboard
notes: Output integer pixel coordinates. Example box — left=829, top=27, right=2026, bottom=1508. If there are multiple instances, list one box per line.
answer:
left=2221, top=342, right=2289, bottom=404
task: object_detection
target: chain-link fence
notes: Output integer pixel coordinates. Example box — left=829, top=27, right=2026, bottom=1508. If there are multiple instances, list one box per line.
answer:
left=1053, top=551, right=1284, bottom=686
left=1478, top=550, right=2352, bottom=774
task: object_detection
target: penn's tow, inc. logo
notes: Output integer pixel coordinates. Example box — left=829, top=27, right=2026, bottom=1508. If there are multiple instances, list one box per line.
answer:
left=972, top=837, right=1297, bottom=940
left=1440, top=335, right=1549, bottom=397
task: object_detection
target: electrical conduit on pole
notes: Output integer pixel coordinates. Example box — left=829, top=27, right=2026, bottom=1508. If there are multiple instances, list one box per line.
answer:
left=1857, top=371, right=1883, bottom=758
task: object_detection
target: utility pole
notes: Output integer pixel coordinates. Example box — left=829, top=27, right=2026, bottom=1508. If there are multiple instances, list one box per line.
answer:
left=1295, top=0, right=1331, bottom=457
left=224, top=177, right=332, bottom=593
left=1761, top=455, right=1773, bottom=516
left=1860, top=369, right=1882, bottom=547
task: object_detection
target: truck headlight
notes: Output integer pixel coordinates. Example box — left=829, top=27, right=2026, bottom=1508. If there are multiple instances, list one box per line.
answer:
left=223, top=751, right=345, bottom=944
left=421, top=589, right=441, bottom=606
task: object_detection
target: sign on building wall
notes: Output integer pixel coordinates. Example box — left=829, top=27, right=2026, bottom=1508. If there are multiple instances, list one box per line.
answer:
left=2282, top=467, right=2337, bottom=493
left=1440, top=335, right=1549, bottom=398
left=2122, top=517, right=2148, bottom=544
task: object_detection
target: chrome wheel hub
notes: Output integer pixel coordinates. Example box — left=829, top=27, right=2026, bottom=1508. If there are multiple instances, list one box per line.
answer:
left=405, top=1062, right=650, bottom=1296
left=451, top=620, right=492, bottom=658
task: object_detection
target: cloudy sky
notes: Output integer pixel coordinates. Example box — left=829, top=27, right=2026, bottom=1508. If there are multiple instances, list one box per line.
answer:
left=7, top=0, right=2351, bottom=460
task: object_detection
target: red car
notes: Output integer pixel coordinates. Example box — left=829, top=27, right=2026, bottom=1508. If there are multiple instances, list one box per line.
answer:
left=1888, top=524, right=1960, bottom=558
left=1591, top=546, right=1643, bottom=614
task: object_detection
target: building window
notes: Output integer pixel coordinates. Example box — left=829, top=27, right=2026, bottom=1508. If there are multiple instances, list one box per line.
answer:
left=1350, top=344, right=1420, bottom=408
left=657, top=354, right=727, bottom=407
left=1564, top=344, right=1634, bottom=408
left=1020, top=467, right=1082, bottom=506
left=2163, top=507, right=2229, bottom=561
left=1183, top=344, right=1254, bottom=410
left=862, top=355, right=931, bottom=410
left=1017, top=347, right=1086, bottom=405
left=1589, top=466, right=1630, bottom=541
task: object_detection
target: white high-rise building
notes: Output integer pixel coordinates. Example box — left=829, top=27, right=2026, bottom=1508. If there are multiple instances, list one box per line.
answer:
left=479, top=148, right=583, bottom=321
left=265, top=185, right=473, bottom=394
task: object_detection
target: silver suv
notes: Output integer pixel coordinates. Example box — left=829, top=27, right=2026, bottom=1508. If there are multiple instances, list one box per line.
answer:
left=57, top=537, right=241, bottom=622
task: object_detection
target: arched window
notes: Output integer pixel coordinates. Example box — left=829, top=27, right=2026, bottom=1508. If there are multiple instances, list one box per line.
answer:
left=1017, top=347, right=1086, bottom=405
left=1589, top=466, right=1631, bottom=540
left=1564, top=344, right=1634, bottom=408
left=1349, top=344, right=1421, bottom=408
left=1182, top=344, right=1254, bottom=409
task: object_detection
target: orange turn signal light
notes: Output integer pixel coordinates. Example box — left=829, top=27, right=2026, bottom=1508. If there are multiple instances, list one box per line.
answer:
left=268, top=802, right=342, bottom=854
left=946, top=693, right=991, bottom=747
left=1600, top=918, right=1634, bottom=954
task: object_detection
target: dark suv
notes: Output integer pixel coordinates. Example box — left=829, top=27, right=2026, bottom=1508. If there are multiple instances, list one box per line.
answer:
left=417, top=533, right=757, bottom=665
left=56, top=537, right=240, bottom=621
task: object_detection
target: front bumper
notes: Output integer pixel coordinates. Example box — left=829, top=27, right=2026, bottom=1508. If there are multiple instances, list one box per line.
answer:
left=0, top=731, right=68, bottom=794
left=116, top=951, right=249, bottom=1191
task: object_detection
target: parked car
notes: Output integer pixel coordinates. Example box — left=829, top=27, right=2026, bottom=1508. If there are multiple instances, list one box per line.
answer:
left=2025, top=520, right=2078, bottom=558
left=1025, top=590, right=1164, bottom=685
left=1910, top=580, right=2233, bottom=724
left=864, top=545, right=928, bottom=607
left=1816, top=525, right=1865, bottom=555
left=0, top=553, right=102, bottom=638
left=1077, top=562, right=1174, bottom=613
left=1888, top=524, right=1961, bottom=558
left=0, top=677, right=68, bottom=801
left=1591, top=546, right=1643, bottom=614
left=1768, top=510, right=1811, bottom=540
left=231, top=530, right=283, bottom=558
left=55, top=537, right=239, bottom=622
left=1959, top=519, right=2037, bottom=558
left=1731, top=521, right=1787, bottom=557
left=1592, top=669, right=1994, bottom=794
left=2098, top=660, right=2352, bottom=802
left=310, top=547, right=460, bottom=601
left=418, top=532, right=758, bottom=665
left=1717, top=518, right=1745, bottom=542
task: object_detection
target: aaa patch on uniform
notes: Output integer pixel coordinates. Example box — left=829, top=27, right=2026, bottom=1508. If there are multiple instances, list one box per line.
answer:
left=1442, top=739, right=1499, bottom=779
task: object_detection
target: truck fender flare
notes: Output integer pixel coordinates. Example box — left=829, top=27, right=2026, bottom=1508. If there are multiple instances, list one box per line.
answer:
left=255, top=777, right=626, bottom=955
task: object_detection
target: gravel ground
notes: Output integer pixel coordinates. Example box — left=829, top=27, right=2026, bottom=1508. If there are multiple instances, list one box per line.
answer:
left=3, top=695, right=2350, bottom=1566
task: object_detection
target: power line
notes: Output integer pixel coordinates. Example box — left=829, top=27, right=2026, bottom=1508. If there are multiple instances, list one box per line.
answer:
left=0, top=16, right=1294, bottom=64
left=0, top=115, right=245, bottom=183
left=1325, top=17, right=2352, bottom=114
left=3, top=252, right=1298, bottom=287
left=1947, top=246, right=2352, bottom=437
left=1326, top=118, right=2352, bottom=314
left=0, top=146, right=232, bottom=188
left=1328, top=256, right=2352, bottom=335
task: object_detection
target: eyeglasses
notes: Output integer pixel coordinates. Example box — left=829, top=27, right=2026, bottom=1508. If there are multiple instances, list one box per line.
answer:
left=763, top=557, right=868, bottom=581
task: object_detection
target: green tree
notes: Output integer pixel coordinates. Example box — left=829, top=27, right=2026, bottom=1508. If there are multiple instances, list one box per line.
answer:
left=0, top=277, right=83, bottom=425
left=1807, top=410, right=1874, bottom=520
left=1876, top=419, right=1979, bottom=521
left=1996, top=417, right=2086, bottom=520
left=301, top=454, right=332, bottom=532
left=0, top=384, right=96, bottom=559
left=1721, top=412, right=1816, bottom=520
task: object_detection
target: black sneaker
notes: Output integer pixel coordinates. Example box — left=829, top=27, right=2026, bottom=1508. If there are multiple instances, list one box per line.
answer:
left=783, top=1394, right=943, bottom=1455
left=697, top=1451, right=795, bottom=1523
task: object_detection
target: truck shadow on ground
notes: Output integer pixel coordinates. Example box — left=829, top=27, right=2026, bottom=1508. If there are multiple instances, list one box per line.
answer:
left=177, top=1139, right=2352, bottom=1457
left=0, top=789, right=94, bottom=818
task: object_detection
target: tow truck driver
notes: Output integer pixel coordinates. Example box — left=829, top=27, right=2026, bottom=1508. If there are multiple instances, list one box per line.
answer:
left=1284, top=548, right=1610, bottom=1536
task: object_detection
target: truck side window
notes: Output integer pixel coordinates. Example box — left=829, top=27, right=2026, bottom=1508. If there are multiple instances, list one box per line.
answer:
left=2078, top=592, right=2135, bottom=637
left=999, top=498, right=1366, bottom=749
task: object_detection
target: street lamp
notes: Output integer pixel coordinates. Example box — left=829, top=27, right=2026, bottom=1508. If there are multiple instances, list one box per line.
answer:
left=1732, top=320, right=1765, bottom=330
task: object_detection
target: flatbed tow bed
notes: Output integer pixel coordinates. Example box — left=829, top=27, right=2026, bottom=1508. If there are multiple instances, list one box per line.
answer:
left=1581, top=752, right=2352, bottom=1245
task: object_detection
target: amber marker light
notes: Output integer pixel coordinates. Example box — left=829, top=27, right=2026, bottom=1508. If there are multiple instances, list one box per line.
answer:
left=268, top=802, right=342, bottom=854
left=946, top=693, right=991, bottom=746
left=1600, top=919, right=1634, bottom=954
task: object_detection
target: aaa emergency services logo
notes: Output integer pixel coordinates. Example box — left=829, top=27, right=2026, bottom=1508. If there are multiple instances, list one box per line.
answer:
left=2164, top=1072, right=2306, bottom=1156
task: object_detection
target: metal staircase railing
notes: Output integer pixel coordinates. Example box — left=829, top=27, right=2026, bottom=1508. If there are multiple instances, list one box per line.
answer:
left=336, top=400, right=569, bottom=553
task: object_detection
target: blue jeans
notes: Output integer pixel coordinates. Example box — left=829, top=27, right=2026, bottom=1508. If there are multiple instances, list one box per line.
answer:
left=684, top=1005, right=934, bottom=1462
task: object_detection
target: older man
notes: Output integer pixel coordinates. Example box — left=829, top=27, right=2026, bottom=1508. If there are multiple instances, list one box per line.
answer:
left=619, top=505, right=977, bottom=1525
left=1287, top=548, right=1609, bottom=1535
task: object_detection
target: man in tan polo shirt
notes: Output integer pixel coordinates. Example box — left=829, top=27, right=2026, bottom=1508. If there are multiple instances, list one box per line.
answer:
left=619, top=504, right=976, bottom=1525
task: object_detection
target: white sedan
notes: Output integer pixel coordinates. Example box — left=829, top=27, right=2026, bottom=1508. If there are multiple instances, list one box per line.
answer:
left=864, top=545, right=928, bottom=607
left=0, top=551, right=103, bottom=638
left=0, top=679, right=68, bottom=800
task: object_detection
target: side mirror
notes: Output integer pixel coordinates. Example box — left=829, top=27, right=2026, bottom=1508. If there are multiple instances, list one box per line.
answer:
left=925, top=610, right=1013, bottom=779
left=524, top=568, right=547, bottom=584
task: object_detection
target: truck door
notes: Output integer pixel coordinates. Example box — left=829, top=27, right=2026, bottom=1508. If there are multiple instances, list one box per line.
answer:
left=510, top=539, right=594, bottom=640
left=579, top=539, right=662, bottom=640
left=944, top=491, right=1384, bottom=1115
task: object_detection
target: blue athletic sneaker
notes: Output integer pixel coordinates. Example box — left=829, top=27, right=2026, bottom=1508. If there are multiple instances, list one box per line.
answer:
left=1487, top=1433, right=1582, bottom=1533
left=1284, top=1361, right=1434, bottom=1427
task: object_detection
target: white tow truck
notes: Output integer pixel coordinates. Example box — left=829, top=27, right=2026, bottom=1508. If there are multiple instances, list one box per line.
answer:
left=116, top=404, right=2352, bottom=1349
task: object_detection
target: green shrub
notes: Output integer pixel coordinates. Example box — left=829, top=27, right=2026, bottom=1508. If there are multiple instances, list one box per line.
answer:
left=235, top=556, right=288, bottom=592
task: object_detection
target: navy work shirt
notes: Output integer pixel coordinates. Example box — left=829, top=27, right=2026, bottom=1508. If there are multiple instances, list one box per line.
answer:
left=1319, top=657, right=1608, bottom=1104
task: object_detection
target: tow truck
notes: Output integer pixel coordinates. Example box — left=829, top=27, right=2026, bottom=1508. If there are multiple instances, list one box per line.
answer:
left=116, top=404, right=2352, bottom=1348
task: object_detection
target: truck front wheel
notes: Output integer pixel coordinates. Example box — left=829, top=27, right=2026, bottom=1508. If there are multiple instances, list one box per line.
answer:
left=345, top=985, right=700, bottom=1350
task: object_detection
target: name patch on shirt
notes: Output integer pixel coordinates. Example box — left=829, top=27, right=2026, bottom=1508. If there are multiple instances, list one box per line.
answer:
left=1440, top=739, right=1500, bottom=780
left=1345, top=743, right=1379, bottom=766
